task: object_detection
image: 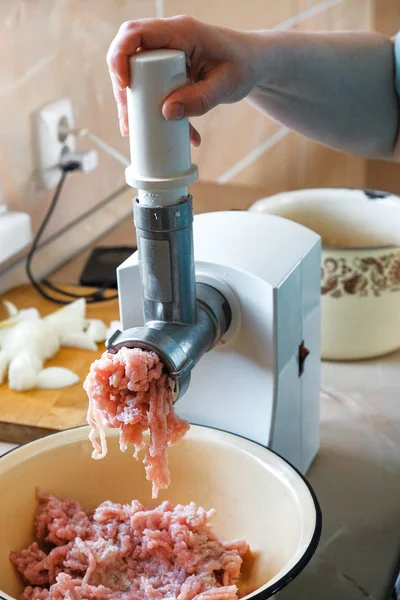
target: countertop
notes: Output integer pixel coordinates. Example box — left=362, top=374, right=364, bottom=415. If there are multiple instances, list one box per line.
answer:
left=1, top=181, right=399, bottom=600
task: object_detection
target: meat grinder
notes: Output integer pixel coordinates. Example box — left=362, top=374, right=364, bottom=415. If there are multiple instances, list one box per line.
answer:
left=107, top=49, right=321, bottom=474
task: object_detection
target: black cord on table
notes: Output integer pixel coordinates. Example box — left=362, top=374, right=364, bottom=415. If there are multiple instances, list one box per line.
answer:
left=25, top=168, right=118, bottom=305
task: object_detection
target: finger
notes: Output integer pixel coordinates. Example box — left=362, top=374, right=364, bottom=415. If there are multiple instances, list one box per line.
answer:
left=162, top=67, right=230, bottom=119
left=107, top=16, right=197, bottom=89
left=190, top=123, right=201, bottom=147
left=118, top=89, right=129, bottom=136
left=110, top=74, right=129, bottom=135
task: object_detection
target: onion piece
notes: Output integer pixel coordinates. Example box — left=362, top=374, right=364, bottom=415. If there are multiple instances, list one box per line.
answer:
left=37, top=367, right=79, bottom=389
left=0, top=328, right=11, bottom=348
left=60, top=332, right=97, bottom=351
left=48, top=297, right=86, bottom=319
left=17, top=308, right=40, bottom=322
left=85, top=319, right=107, bottom=343
left=0, top=317, right=18, bottom=330
left=8, top=352, right=43, bottom=391
left=3, top=300, right=18, bottom=318
left=45, top=298, right=86, bottom=335
left=0, top=308, right=40, bottom=332
left=3, top=321, right=60, bottom=362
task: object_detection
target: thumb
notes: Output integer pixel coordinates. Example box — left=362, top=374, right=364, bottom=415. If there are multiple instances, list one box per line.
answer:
left=162, top=69, right=229, bottom=120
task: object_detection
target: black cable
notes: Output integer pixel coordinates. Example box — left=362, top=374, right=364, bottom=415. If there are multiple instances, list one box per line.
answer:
left=25, top=166, right=118, bottom=305
left=40, top=279, right=113, bottom=302
left=41, top=279, right=108, bottom=299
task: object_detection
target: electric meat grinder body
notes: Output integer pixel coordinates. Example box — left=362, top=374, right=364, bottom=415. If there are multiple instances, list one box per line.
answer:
left=107, top=49, right=321, bottom=475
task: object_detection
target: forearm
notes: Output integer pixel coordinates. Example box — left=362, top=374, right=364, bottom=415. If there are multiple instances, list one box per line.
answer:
left=247, top=31, right=399, bottom=159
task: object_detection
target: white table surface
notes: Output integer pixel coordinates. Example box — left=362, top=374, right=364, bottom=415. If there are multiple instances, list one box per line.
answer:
left=280, top=351, right=400, bottom=600
left=1, top=353, right=399, bottom=599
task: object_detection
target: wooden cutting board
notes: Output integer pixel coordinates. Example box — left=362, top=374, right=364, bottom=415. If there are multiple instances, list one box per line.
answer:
left=0, top=285, right=119, bottom=444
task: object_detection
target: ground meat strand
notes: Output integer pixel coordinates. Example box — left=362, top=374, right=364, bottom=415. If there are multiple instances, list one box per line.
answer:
left=84, top=347, right=190, bottom=498
left=10, top=492, right=248, bottom=600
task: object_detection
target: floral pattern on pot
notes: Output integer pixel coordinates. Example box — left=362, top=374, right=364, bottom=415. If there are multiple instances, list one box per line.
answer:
left=321, top=252, right=400, bottom=298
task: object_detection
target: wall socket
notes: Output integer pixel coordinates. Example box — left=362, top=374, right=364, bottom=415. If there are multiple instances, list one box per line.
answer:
left=34, top=98, right=77, bottom=189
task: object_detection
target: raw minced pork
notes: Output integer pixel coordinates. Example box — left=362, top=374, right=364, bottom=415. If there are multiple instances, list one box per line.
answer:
left=10, top=491, right=249, bottom=600
left=84, top=347, right=190, bottom=498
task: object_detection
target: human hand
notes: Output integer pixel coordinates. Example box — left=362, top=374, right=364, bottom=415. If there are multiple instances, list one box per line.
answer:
left=107, top=16, right=261, bottom=145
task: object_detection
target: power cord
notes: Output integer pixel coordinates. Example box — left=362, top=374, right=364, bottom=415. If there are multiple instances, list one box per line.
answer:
left=26, top=159, right=118, bottom=305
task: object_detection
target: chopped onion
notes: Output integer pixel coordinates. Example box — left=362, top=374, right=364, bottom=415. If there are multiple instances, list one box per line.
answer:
left=60, top=332, right=97, bottom=351
left=48, top=297, right=86, bottom=319
left=0, top=298, right=95, bottom=392
left=0, top=317, right=18, bottom=330
left=16, top=308, right=40, bottom=322
left=85, top=319, right=107, bottom=343
left=2, top=321, right=60, bottom=362
left=0, top=329, right=10, bottom=348
left=0, top=307, right=40, bottom=333
left=45, top=298, right=86, bottom=335
left=8, top=352, right=43, bottom=391
left=3, top=300, right=18, bottom=318
left=37, top=367, right=79, bottom=389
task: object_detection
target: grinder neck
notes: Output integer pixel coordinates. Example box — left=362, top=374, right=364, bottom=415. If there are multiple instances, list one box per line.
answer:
left=134, top=194, right=197, bottom=325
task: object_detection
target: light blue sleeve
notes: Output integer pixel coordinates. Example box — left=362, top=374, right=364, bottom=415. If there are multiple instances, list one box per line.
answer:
left=395, top=32, right=400, bottom=97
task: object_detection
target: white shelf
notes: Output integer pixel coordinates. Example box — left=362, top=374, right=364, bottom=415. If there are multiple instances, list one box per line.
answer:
left=0, top=210, right=32, bottom=265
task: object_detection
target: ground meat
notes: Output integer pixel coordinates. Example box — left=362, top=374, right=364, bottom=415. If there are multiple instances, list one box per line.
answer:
left=10, top=492, right=248, bottom=600
left=84, top=347, right=190, bottom=498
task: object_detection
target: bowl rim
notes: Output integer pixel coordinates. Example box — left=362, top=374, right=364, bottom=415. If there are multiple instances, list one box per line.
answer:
left=248, top=186, right=400, bottom=253
left=0, top=424, right=322, bottom=600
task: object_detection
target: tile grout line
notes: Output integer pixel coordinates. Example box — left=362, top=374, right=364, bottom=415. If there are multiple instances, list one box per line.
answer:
left=272, top=0, right=346, bottom=31
left=0, top=53, right=57, bottom=97
left=217, top=126, right=289, bottom=183
left=217, top=0, right=348, bottom=183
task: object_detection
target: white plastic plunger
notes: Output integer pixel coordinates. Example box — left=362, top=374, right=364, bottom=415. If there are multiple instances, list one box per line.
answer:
left=125, top=49, right=198, bottom=207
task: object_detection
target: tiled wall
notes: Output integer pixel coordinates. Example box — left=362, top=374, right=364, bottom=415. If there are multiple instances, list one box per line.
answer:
left=1, top=0, right=375, bottom=291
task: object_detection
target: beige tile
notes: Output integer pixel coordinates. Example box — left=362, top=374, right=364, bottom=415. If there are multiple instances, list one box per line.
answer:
left=298, top=137, right=366, bottom=189
left=366, top=159, right=400, bottom=197
left=373, top=0, right=400, bottom=36
left=228, top=131, right=300, bottom=193
left=327, top=0, right=372, bottom=31
left=229, top=131, right=365, bottom=192
left=163, top=0, right=371, bottom=31
left=163, top=0, right=298, bottom=30
left=191, top=103, right=281, bottom=181
left=293, top=0, right=372, bottom=31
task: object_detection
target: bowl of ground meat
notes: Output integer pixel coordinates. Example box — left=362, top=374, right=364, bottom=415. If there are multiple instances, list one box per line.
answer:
left=0, top=425, right=321, bottom=600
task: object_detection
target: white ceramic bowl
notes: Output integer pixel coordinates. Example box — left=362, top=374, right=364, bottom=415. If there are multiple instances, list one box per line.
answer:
left=0, top=425, right=321, bottom=600
left=249, top=188, right=400, bottom=360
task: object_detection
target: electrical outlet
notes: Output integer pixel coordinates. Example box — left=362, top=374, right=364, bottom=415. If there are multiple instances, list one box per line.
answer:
left=34, top=98, right=76, bottom=189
